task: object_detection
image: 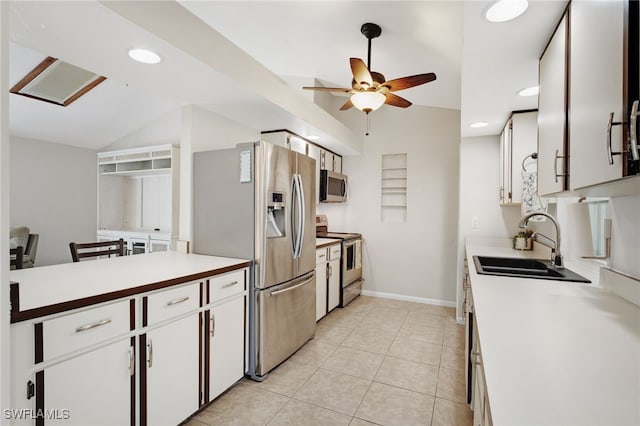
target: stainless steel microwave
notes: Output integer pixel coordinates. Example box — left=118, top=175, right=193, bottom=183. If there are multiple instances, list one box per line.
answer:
left=320, top=170, right=348, bottom=202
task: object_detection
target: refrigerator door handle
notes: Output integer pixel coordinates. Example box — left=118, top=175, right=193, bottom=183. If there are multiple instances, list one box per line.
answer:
left=269, top=271, right=315, bottom=296
left=295, top=173, right=305, bottom=258
left=290, top=175, right=298, bottom=257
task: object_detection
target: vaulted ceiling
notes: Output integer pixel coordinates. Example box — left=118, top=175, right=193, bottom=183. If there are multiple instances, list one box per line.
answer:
left=8, top=1, right=567, bottom=153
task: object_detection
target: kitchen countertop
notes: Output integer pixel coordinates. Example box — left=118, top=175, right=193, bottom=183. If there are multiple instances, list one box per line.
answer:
left=466, top=237, right=640, bottom=425
left=9, top=251, right=251, bottom=322
left=316, top=237, right=341, bottom=248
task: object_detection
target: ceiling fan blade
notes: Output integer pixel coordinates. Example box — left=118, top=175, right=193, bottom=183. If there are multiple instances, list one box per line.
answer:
left=339, top=99, right=354, bottom=111
left=350, top=58, right=373, bottom=87
left=302, top=86, right=351, bottom=93
left=383, top=73, right=437, bottom=92
left=384, top=93, right=412, bottom=108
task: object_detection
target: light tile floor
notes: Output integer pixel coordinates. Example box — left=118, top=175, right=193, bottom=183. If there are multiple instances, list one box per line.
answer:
left=186, top=296, right=472, bottom=426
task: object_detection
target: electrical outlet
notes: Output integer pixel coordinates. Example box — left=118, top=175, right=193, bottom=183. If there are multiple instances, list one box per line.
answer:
left=471, top=216, right=480, bottom=229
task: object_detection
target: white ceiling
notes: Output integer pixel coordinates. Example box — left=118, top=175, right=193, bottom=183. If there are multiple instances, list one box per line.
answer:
left=7, top=1, right=568, bottom=152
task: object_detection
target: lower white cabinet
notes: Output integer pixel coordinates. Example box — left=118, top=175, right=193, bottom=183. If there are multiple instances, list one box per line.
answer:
left=207, top=294, right=245, bottom=401
left=471, top=321, right=492, bottom=426
left=12, top=267, right=248, bottom=426
left=42, top=338, right=132, bottom=425
left=316, top=243, right=341, bottom=320
left=327, top=246, right=341, bottom=312
left=144, top=313, right=199, bottom=426
left=316, top=248, right=328, bottom=321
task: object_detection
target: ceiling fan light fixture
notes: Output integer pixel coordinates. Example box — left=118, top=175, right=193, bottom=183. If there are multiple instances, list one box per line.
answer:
left=350, top=91, right=386, bottom=113
left=128, top=48, right=161, bottom=64
left=484, top=0, right=528, bottom=23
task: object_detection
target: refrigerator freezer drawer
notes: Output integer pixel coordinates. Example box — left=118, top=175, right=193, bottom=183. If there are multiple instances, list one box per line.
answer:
left=256, top=271, right=316, bottom=376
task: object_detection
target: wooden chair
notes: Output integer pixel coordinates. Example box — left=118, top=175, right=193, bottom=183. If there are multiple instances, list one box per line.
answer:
left=69, top=239, right=125, bottom=262
left=10, top=246, right=24, bottom=270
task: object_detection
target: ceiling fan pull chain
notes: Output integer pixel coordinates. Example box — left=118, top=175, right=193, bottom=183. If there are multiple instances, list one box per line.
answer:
left=366, top=113, right=371, bottom=136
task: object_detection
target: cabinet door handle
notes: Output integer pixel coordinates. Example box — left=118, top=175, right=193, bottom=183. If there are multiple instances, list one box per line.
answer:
left=128, top=346, right=135, bottom=376
left=166, top=296, right=189, bottom=306
left=554, top=149, right=567, bottom=183
left=221, top=281, right=239, bottom=289
left=75, top=318, right=111, bottom=333
left=629, top=100, right=640, bottom=161
left=147, top=340, right=153, bottom=368
left=210, top=313, right=216, bottom=337
left=607, top=112, right=623, bottom=165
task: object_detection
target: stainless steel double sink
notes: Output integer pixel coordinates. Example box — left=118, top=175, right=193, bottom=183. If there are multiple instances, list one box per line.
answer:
left=473, top=256, right=591, bottom=283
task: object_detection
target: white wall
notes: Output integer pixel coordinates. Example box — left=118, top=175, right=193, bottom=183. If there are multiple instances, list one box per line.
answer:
left=609, top=194, right=640, bottom=278
left=103, top=109, right=181, bottom=151
left=10, top=137, right=97, bottom=266
left=179, top=105, right=259, bottom=243
left=334, top=104, right=461, bottom=305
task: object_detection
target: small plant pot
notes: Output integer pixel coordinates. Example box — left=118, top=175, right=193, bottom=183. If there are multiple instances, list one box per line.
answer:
left=513, top=237, right=533, bottom=251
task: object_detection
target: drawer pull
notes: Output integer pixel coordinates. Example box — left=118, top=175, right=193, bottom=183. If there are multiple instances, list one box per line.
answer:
left=166, top=296, right=189, bottom=306
left=147, top=340, right=153, bottom=368
left=318, top=254, right=326, bottom=259
left=221, top=280, right=239, bottom=289
left=75, top=318, right=111, bottom=333
left=128, top=346, right=135, bottom=376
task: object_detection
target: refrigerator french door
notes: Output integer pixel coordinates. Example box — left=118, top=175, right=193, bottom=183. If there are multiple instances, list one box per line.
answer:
left=193, top=141, right=316, bottom=379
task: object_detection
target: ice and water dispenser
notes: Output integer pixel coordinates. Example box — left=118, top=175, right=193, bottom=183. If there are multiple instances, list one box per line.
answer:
left=267, top=191, right=286, bottom=238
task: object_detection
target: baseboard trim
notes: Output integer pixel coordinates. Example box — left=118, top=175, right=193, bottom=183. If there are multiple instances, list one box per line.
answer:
left=360, top=290, right=456, bottom=308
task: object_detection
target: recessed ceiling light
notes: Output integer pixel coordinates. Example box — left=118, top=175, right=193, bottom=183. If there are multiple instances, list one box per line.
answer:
left=485, top=0, right=528, bottom=23
left=128, top=48, right=161, bottom=64
left=518, top=86, right=539, bottom=97
left=470, top=121, right=489, bottom=128
left=307, top=135, right=320, bottom=141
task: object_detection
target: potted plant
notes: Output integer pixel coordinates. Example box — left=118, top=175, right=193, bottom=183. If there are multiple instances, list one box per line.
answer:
left=513, top=229, right=534, bottom=250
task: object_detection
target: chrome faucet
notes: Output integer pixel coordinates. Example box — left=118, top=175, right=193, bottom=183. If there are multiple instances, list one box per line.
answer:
left=517, top=211, right=564, bottom=269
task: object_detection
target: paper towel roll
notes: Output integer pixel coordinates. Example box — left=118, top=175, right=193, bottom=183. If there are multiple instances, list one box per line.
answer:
left=567, top=202, right=594, bottom=258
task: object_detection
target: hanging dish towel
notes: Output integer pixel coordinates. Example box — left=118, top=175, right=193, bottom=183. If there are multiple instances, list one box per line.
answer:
left=521, top=172, right=548, bottom=220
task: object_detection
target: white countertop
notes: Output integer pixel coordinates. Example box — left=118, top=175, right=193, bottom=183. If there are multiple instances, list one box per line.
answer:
left=10, top=251, right=251, bottom=317
left=466, top=238, right=640, bottom=425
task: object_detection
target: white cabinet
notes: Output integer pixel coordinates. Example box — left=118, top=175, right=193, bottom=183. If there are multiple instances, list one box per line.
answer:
left=97, top=144, right=179, bottom=250
left=471, top=320, right=492, bottom=426
left=38, top=299, right=134, bottom=426
left=569, top=0, right=625, bottom=189
left=316, top=243, right=341, bottom=320
left=144, top=314, right=199, bottom=426
left=321, top=149, right=342, bottom=173
left=43, top=338, right=133, bottom=425
left=327, top=245, right=341, bottom=312
left=206, top=270, right=246, bottom=402
left=538, top=11, right=568, bottom=196
left=144, top=282, right=200, bottom=425
left=315, top=248, right=328, bottom=321
left=499, top=111, right=538, bottom=205
left=208, top=295, right=245, bottom=400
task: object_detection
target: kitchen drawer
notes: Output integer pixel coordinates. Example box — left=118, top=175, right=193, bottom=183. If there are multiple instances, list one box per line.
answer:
left=316, top=248, right=328, bottom=265
left=328, top=244, right=341, bottom=260
left=146, top=282, right=199, bottom=326
left=42, top=299, right=131, bottom=362
left=209, top=269, right=246, bottom=303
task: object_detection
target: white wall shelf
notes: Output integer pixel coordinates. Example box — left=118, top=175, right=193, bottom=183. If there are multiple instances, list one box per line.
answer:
left=381, top=154, right=408, bottom=223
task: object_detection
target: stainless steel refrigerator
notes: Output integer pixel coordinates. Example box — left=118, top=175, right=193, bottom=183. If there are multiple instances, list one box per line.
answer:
left=193, top=141, right=316, bottom=379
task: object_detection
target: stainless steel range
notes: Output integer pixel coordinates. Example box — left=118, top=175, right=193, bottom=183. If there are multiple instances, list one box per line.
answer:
left=316, top=215, right=363, bottom=307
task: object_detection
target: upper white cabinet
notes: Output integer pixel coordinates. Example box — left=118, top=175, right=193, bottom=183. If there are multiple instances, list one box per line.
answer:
left=538, top=12, right=568, bottom=196
left=569, top=0, right=625, bottom=189
left=97, top=144, right=179, bottom=250
left=499, top=111, right=538, bottom=205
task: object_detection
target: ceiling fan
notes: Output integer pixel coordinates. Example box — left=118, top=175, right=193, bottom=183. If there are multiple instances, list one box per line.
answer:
left=303, top=22, right=437, bottom=114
